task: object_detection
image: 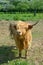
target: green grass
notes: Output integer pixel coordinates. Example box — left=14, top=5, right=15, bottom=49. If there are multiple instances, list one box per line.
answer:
left=0, top=59, right=35, bottom=65
left=0, top=12, right=43, bottom=21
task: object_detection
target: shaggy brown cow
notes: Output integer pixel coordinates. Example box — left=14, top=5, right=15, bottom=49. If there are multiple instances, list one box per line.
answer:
left=9, top=21, right=39, bottom=58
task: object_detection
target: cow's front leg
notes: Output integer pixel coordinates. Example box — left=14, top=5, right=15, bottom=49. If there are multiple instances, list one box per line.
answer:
left=19, top=50, right=21, bottom=58
left=25, top=49, right=28, bottom=59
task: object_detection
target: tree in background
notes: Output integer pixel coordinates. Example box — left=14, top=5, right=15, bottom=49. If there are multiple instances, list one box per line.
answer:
left=0, top=0, right=43, bottom=12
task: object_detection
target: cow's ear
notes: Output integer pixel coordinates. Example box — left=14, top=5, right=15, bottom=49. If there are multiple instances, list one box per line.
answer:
left=28, top=25, right=33, bottom=29
left=14, top=24, right=17, bottom=29
left=26, top=25, right=33, bottom=31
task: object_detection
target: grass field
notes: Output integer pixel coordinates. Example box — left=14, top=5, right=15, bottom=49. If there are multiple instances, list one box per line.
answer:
left=0, top=13, right=43, bottom=65
left=0, top=12, right=43, bottom=21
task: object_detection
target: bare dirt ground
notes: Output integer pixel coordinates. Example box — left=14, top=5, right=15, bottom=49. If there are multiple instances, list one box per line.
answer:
left=0, top=20, right=43, bottom=65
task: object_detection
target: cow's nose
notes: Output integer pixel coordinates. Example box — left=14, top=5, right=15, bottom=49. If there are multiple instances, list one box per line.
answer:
left=18, top=31, right=21, bottom=34
left=18, top=31, right=22, bottom=35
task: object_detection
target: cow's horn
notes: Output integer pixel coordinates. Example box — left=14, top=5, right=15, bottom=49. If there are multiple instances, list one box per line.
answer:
left=32, top=21, right=39, bottom=26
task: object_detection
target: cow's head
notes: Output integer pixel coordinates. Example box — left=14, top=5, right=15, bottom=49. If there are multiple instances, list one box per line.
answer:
left=9, top=21, right=39, bottom=38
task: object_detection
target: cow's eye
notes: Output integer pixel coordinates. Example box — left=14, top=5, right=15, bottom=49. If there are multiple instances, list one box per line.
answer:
left=25, top=27, right=28, bottom=31
left=26, top=28, right=28, bottom=31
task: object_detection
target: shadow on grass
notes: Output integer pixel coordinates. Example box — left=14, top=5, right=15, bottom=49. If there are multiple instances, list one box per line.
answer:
left=0, top=45, right=18, bottom=64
